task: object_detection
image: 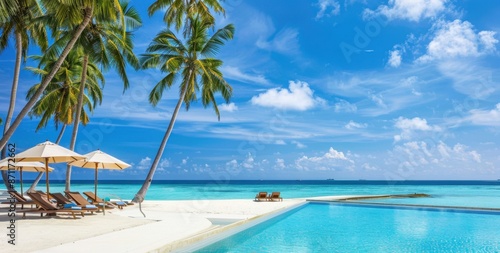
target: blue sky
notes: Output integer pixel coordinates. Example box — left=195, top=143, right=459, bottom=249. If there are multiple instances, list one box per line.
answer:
left=1, top=0, right=500, bottom=181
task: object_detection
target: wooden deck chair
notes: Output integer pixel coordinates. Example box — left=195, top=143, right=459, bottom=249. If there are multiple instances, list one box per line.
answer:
left=18, top=192, right=85, bottom=219
left=66, top=191, right=108, bottom=211
left=254, top=192, right=268, bottom=202
left=83, top=192, right=126, bottom=209
left=1, top=190, right=36, bottom=209
left=268, top=192, right=283, bottom=202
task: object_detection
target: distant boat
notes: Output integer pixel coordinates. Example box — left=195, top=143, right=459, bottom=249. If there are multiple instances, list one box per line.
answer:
left=326, top=178, right=335, bottom=181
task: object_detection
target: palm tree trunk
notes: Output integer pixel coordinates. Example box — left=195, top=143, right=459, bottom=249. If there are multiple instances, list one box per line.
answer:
left=0, top=6, right=94, bottom=152
left=56, top=124, right=67, bottom=144
left=27, top=172, right=43, bottom=193
left=132, top=84, right=189, bottom=203
left=1, top=31, right=23, bottom=188
left=27, top=124, right=66, bottom=193
left=65, top=55, right=88, bottom=192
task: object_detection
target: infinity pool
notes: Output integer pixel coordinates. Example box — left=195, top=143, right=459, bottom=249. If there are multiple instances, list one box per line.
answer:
left=195, top=202, right=500, bottom=252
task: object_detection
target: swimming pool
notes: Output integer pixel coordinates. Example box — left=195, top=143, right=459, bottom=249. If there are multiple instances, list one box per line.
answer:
left=193, top=202, right=500, bottom=252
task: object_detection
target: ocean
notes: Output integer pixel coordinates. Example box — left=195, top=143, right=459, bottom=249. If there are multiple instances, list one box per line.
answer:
left=8, top=180, right=500, bottom=208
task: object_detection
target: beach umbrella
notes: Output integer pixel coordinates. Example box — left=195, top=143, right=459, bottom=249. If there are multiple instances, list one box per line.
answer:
left=14, top=141, right=85, bottom=200
left=0, top=159, right=54, bottom=194
left=68, top=149, right=130, bottom=201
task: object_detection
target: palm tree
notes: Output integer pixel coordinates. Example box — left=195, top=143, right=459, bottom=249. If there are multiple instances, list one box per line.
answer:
left=133, top=18, right=234, bottom=202
left=25, top=49, right=104, bottom=192
left=61, top=1, right=141, bottom=191
left=148, top=0, right=225, bottom=33
left=0, top=0, right=125, bottom=152
left=0, top=0, right=47, bottom=187
left=26, top=50, right=104, bottom=133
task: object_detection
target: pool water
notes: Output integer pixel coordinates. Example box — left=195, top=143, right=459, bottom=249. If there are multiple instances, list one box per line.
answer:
left=196, top=202, right=500, bottom=252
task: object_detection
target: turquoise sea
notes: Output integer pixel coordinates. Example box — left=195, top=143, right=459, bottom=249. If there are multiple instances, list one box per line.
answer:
left=9, top=180, right=500, bottom=209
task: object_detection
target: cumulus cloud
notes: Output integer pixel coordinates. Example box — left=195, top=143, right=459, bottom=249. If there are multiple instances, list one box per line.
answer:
left=275, top=158, right=286, bottom=170
left=345, top=120, right=367, bottom=130
left=221, top=66, right=269, bottom=85
left=295, top=147, right=354, bottom=171
left=418, top=20, right=498, bottom=62
left=388, top=49, right=402, bottom=67
left=242, top=153, right=255, bottom=169
left=388, top=141, right=482, bottom=175
left=394, top=117, right=441, bottom=141
left=465, top=103, right=500, bottom=126
left=251, top=81, right=325, bottom=111
left=136, top=157, right=151, bottom=170
left=275, top=140, right=286, bottom=145
left=364, top=0, right=448, bottom=22
left=316, top=0, right=341, bottom=19
left=219, top=102, right=238, bottom=112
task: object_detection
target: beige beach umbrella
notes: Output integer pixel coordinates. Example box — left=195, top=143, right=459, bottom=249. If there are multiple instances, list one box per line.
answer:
left=68, top=149, right=130, bottom=202
left=14, top=141, right=85, bottom=200
left=0, top=159, right=54, bottom=194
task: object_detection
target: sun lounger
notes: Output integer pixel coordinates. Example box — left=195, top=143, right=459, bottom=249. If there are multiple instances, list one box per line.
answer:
left=18, top=192, right=85, bottom=219
left=66, top=191, right=108, bottom=211
left=1, top=190, right=36, bottom=209
left=255, top=192, right=268, bottom=202
left=50, top=193, right=74, bottom=207
left=268, top=192, right=283, bottom=202
left=83, top=192, right=127, bottom=209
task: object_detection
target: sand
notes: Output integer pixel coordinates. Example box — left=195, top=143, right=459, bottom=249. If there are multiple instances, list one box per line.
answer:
left=0, top=198, right=308, bottom=252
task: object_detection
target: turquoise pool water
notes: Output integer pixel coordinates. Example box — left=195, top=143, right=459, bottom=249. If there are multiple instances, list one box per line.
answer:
left=196, top=202, right=500, bottom=252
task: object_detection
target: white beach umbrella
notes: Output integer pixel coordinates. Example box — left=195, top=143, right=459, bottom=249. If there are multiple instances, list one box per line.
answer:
left=68, top=149, right=130, bottom=201
left=0, top=159, right=54, bottom=194
left=14, top=141, right=85, bottom=199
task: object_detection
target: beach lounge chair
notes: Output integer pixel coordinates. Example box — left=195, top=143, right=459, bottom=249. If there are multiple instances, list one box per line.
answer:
left=1, top=190, right=36, bottom=209
left=255, top=192, right=268, bottom=202
left=268, top=192, right=283, bottom=202
left=50, top=193, right=74, bottom=207
left=66, top=191, right=108, bottom=211
left=18, top=192, right=85, bottom=219
left=83, top=192, right=127, bottom=209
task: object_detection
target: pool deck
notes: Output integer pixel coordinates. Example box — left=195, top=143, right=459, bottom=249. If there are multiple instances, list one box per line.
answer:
left=1, top=197, right=324, bottom=252
left=4, top=194, right=496, bottom=252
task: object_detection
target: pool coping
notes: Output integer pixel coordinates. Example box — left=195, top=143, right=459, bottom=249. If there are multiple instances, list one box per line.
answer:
left=167, top=200, right=308, bottom=252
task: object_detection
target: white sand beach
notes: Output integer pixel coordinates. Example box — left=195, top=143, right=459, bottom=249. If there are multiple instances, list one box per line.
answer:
left=0, top=198, right=315, bottom=252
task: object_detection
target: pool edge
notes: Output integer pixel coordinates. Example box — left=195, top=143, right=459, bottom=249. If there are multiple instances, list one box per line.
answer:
left=161, top=200, right=308, bottom=253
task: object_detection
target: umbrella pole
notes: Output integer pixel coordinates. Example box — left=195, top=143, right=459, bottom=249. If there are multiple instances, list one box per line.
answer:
left=20, top=168, right=23, bottom=195
left=45, top=158, right=50, bottom=201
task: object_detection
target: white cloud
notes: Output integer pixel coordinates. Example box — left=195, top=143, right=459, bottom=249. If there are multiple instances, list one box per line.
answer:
left=181, top=157, right=189, bottom=165
left=275, top=158, right=286, bottom=170
left=365, top=0, right=448, bottom=22
left=136, top=157, right=151, bottom=170
left=291, top=140, right=307, bottom=149
left=219, top=102, right=238, bottom=112
left=388, top=141, right=482, bottom=175
left=345, top=120, right=367, bottom=130
left=242, top=153, right=255, bottom=169
left=295, top=147, right=354, bottom=171
left=221, top=66, right=269, bottom=85
left=275, top=140, right=286, bottom=145
left=418, top=20, right=498, bottom=62
left=465, top=103, right=500, bottom=126
left=388, top=49, right=402, bottom=67
left=256, top=28, right=300, bottom=55
left=251, top=80, right=325, bottom=111
left=334, top=100, right=357, bottom=113
left=394, top=117, right=441, bottom=141
left=316, top=0, right=340, bottom=19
